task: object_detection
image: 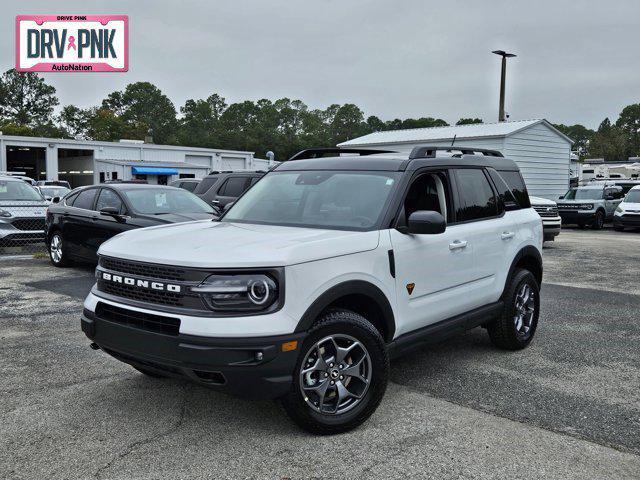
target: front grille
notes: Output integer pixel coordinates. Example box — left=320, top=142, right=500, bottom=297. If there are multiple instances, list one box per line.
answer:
left=533, top=206, right=559, bottom=217
left=10, top=218, right=46, bottom=231
left=97, top=279, right=186, bottom=307
left=99, top=257, right=187, bottom=281
left=95, top=302, right=180, bottom=335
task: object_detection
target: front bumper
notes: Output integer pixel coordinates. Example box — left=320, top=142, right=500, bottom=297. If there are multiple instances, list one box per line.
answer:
left=82, top=307, right=305, bottom=399
left=614, top=214, right=640, bottom=228
left=0, top=220, right=45, bottom=243
left=558, top=211, right=595, bottom=225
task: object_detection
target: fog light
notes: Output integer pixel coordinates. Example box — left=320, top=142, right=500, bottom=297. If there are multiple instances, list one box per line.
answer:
left=255, top=351, right=263, bottom=361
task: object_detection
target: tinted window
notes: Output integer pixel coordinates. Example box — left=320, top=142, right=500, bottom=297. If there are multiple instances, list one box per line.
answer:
left=454, top=169, right=498, bottom=222
left=193, top=176, right=219, bottom=194
left=219, top=177, right=248, bottom=197
left=96, top=189, right=125, bottom=214
left=181, top=181, right=198, bottom=192
left=64, top=191, right=79, bottom=206
left=487, top=169, right=519, bottom=211
left=497, top=170, right=531, bottom=208
left=73, top=189, right=97, bottom=210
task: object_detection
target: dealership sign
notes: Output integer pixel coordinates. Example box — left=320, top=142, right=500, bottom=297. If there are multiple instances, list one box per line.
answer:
left=15, top=15, right=128, bottom=72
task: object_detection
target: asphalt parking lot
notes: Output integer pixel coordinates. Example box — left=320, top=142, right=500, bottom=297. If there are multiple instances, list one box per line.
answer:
left=1, top=228, right=639, bottom=479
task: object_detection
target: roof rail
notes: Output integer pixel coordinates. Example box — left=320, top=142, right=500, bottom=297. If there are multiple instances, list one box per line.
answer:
left=288, top=148, right=395, bottom=161
left=409, top=146, right=504, bottom=159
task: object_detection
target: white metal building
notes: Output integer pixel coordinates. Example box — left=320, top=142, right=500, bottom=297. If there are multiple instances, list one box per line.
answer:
left=0, top=134, right=267, bottom=187
left=338, top=119, right=573, bottom=199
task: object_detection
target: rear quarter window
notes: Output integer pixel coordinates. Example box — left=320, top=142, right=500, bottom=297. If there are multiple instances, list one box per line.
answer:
left=496, top=170, right=531, bottom=208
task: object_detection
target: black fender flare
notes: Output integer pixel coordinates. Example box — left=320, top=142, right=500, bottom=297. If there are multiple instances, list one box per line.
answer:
left=503, top=246, right=543, bottom=296
left=294, top=280, right=396, bottom=341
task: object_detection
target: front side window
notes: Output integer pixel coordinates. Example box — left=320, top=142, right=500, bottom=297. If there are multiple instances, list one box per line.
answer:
left=72, top=188, right=98, bottom=210
left=401, top=171, right=451, bottom=225
left=223, top=171, right=400, bottom=230
left=181, top=181, right=198, bottom=192
left=193, top=176, right=219, bottom=194
left=122, top=188, right=214, bottom=215
left=96, top=189, right=125, bottom=214
left=219, top=177, right=249, bottom=197
left=0, top=180, right=43, bottom=201
left=454, top=169, right=498, bottom=222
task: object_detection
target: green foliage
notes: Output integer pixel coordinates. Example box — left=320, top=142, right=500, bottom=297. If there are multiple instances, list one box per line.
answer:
left=552, top=123, right=595, bottom=158
left=588, top=118, right=629, bottom=161
left=456, top=118, right=483, bottom=125
left=0, top=69, right=58, bottom=127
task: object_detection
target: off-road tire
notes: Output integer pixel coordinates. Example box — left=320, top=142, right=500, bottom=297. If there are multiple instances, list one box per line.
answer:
left=487, top=269, right=540, bottom=350
left=281, top=309, right=389, bottom=435
left=592, top=210, right=605, bottom=230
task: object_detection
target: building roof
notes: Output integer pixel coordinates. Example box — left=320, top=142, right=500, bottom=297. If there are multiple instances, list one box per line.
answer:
left=338, top=119, right=573, bottom=147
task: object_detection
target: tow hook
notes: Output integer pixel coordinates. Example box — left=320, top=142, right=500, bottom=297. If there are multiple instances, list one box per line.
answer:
left=89, top=342, right=100, bottom=350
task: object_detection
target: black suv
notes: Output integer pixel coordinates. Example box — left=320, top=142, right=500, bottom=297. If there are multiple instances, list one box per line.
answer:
left=192, top=171, right=265, bottom=209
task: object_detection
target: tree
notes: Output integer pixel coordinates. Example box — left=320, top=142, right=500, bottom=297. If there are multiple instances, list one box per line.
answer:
left=589, top=118, right=628, bottom=161
left=456, top=118, right=483, bottom=125
left=615, top=103, right=640, bottom=157
left=58, top=105, right=92, bottom=138
left=552, top=123, right=595, bottom=157
left=102, top=82, right=177, bottom=143
left=0, top=69, right=58, bottom=127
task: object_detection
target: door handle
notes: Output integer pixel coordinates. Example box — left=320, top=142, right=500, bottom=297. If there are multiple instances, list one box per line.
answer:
left=501, top=231, right=515, bottom=240
left=449, top=240, right=468, bottom=250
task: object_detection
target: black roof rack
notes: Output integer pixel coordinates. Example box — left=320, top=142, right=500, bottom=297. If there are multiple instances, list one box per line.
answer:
left=409, top=146, right=504, bottom=159
left=288, top=148, right=395, bottom=161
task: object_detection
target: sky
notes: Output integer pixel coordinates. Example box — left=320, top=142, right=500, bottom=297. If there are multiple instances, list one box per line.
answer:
left=2, top=0, right=640, bottom=130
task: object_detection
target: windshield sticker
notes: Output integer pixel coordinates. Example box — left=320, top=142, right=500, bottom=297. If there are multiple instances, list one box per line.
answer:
left=386, top=178, right=394, bottom=186
left=155, top=193, right=167, bottom=207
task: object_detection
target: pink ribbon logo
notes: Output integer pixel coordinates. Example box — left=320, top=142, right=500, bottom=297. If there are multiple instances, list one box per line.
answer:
left=67, top=36, right=77, bottom=50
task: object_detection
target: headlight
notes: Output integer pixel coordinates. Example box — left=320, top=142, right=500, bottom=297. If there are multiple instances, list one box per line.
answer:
left=615, top=205, right=623, bottom=213
left=191, top=273, right=279, bottom=312
left=578, top=204, right=594, bottom=210
left=0, top=209, right=11, bottom=218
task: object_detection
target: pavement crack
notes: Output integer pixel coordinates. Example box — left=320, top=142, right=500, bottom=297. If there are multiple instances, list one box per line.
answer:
left=93, top=384, right=190, bottom=479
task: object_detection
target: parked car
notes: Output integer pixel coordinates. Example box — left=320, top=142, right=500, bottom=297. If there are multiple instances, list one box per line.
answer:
left=529, top=196, right=561, bottom=241
left=0, top=175, right=48, bottom=246
left=37, top=185, right=71, bottom=202
left=81, top=146, right=543, bottom=434
left=37, top=180, right=72, bottom=189
left=169, top=178, right=200, bottom=192
left=557, top=183, right=624, bottom=229
left=45, top=184, right=216, bottom=266
left=192, top=171, right=265, bottom=209
left=613, top=185, right=640, bottom=231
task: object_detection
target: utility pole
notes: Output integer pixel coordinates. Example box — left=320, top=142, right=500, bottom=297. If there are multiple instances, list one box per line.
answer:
left=492, top=50, right=516, bottom=122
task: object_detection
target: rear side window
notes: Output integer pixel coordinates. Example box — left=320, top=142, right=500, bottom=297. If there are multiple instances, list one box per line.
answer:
left=497, top=170, right=531, bottom=208
left=193, top=176, right=219, bottom=194
left=219, top=177, right=249, bottom=197
left=487, top=169, right=519, bottom=211
left=72, top=189, right=97, bottom=210
left=64, top=191, right=80, bottom=206
left=454, top=169, right=498, bottom=222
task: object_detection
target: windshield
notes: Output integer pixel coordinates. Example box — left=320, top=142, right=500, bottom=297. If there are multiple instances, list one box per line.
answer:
left=563, top=188, right=603, bottom=200
left=222, top=171, right=400, bottom=230
left=0, top=180, right=43, bottom=201
left=625, top=190, right=640, bottom=203
left=40, top=186, right=71, bottom=198
left=122, top=188, right=214, bottom=215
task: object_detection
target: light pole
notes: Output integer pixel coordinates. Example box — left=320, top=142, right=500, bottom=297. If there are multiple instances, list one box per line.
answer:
left=492, top=50, right=516, bottom=122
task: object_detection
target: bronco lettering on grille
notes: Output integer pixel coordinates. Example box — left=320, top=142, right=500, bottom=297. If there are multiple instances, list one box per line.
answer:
left=101, top=272, right=181, bottom=293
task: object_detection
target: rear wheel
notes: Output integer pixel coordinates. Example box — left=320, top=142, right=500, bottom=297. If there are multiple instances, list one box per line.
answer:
left=281, top=309, right=389, bottom=435
left=487, top=269, right=540, bottom=350
left=49, top=232, right=72, bottom=267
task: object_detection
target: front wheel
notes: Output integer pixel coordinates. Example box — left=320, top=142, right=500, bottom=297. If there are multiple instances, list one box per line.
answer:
left=281, top=309, right=389, bottom=435
left=487, top=269, right=540, bottom=350
left=592, top=210, right=605, bottom=230
left=49, top=232, right=72, bottom=267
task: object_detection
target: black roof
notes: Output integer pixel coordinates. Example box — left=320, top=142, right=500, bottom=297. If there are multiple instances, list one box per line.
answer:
left=276, top=147, right=520, bottom=173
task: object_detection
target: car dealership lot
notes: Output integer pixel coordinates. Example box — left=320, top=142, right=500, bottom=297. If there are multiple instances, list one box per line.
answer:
left=1, top=229, right=639, bottom=479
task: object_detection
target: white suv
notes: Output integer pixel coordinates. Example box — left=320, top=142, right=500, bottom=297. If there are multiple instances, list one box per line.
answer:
left=614, top=185, right=640, bottom=230
left=81, top=147, right=543, bottom=434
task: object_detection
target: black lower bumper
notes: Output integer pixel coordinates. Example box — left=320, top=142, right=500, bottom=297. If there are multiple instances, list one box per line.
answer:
left=543, top=225, right=561, bottom=240
left=559, top=211, right=595, bottom=225
left=614, top=215, right=640, bottom=228
left=82, top=308, right=305, bottom=400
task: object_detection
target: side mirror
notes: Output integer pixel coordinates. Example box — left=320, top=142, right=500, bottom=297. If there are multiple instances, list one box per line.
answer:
left=558, top=195, right=564, bottom=199
left=604, top=194, right=614, bottom=200
left=51, top=196, right=61, bottom=204
left=100, top=207, right=126, bottom=222
left=406, top=211, right=446, bottom=235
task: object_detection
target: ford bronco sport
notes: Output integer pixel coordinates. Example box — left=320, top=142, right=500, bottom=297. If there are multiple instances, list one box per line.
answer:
left=82, top=146, right=543, bottom=434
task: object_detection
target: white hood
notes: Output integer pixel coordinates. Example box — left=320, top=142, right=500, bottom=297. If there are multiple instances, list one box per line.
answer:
left=529, top=195, right=557, bottom=207
left=98, top=220, right=380, bottom=268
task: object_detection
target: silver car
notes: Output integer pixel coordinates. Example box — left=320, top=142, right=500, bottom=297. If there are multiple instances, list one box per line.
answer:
left=0, top=176, right=48, bottom=246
